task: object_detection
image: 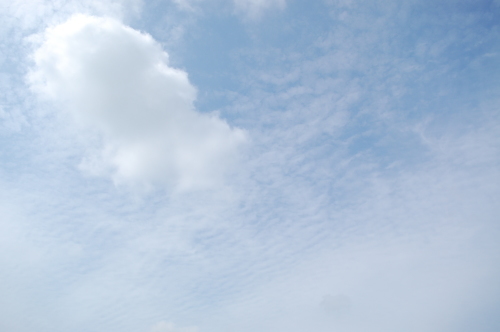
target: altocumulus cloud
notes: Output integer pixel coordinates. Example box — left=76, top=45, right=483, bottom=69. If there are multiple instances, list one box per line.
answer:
left=233, top=0, right=286, bottom=19
left=29, top=14, right=247, bottom=190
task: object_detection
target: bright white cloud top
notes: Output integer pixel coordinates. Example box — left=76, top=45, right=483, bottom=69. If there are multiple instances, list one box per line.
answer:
left=0, top=1, right=499, bottom=332
left=30, top=15, right=246, bottom=189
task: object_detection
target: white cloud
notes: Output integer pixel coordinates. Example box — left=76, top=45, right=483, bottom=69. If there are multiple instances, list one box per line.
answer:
left=233, top=0, right=286, bottom=19
left=29, top=14, right=246, bottom=190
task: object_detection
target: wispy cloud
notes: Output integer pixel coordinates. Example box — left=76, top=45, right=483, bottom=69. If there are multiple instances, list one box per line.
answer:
left=232, top=0, right=286, bottom=19
left=0, top=0, right=141, bottom=30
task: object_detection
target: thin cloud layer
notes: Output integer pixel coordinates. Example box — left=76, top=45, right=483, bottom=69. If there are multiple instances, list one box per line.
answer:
left=0, top=0, right=141, bottom=31
left=29, top=15, right=246, bottom=190
left=233, top=0, right=286, bottom=19
left=150, top=321, right=198, bottom=332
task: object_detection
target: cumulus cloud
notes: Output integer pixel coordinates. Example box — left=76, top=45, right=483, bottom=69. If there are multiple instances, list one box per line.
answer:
left=29, top=14, right=246, bottom=190
left=233, top=0, right=286, bottom=19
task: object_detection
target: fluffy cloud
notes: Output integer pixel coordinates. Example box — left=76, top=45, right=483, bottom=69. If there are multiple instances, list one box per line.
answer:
left=29, top=15, right=246, bottom=190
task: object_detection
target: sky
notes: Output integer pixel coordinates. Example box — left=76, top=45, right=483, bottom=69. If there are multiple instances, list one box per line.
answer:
left=0, top=0, right=499, bottom=331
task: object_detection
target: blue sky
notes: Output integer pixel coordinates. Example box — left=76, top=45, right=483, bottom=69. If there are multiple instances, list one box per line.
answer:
left=0, top=1, right=499, bottom=331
